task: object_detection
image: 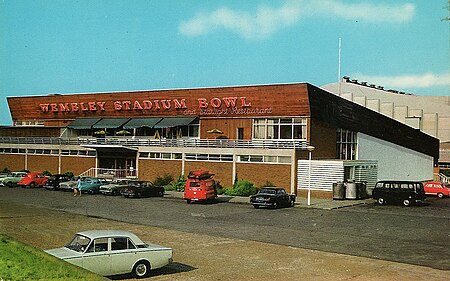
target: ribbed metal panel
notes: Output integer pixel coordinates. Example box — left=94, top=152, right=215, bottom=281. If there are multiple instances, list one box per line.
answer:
left=297, top=160, right=344, bottom=191
left=349, top=161, right=378, bottom=189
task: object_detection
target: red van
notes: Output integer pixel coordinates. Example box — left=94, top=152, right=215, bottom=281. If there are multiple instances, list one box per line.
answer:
left=183, top=170, right=217, bottom=204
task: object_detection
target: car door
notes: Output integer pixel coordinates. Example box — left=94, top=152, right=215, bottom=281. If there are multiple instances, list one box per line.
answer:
left=277, top=189, right=289, bottom=206
left=82, top=237, right=111, bottom=275
left=110, top=237, right=137, bottom=275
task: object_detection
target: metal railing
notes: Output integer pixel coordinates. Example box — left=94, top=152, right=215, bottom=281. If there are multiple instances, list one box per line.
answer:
left=79, top=168, right=138, bottom=179
left=0, top=137, right=308, bottom=150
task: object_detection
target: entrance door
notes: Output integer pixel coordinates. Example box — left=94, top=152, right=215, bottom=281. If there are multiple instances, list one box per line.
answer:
left=237, top=128, right=244, bottom=140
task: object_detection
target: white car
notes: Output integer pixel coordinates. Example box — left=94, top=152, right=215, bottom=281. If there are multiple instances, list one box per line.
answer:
left=45, top=230, right=173, bottom=278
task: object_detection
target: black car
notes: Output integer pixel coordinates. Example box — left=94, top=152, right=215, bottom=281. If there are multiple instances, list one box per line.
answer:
left=250, top=187, right=296, bottom=209
left=372, top=181, right=426, bottom=206
left=121, top=181, right=165, bottom=198
left=44, top=174, right=71, bottom=191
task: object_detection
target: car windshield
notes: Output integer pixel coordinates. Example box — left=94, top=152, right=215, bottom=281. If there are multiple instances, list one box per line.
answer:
left=65, top=234, right=91, bottom=253
left=258, top=189, right=276, bottom=195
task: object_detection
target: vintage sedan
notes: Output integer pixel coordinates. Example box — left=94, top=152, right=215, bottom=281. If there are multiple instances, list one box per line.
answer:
left=44, top=174, right=71, bottom=191
left=250, top=187, right=296, bottom=209
left=0, top=171, right=28, bottom=187
left=99, top=179, right=131, bottom=196
left=45, top=230, right=173, bottom=278
left=17, top=172, right=48, bottom=188
left=121, top=181, right=165, bottom=198
left=59, top=179, right=78, bottom=191
left=79, top=178, right=109, bottom=194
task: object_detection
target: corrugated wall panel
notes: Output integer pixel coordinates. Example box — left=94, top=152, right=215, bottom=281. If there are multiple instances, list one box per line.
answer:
left=298, top=160, right=344, bottom=191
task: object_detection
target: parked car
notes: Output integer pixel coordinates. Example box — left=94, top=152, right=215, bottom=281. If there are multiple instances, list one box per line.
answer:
left=0, top=171, right=28, bottom=187
left=45, top=230, right=173, bottom=278
left=121, top=181, right=164, bottom=198
left=17, top=172, right=48, bottom=188
left=424, top=181, right=450, bottom=198
left=43, top=174, right=71, bottom=191
left=183, top=170, right=217, bottom=204
left=250, top=187, right=296, bottom=209
left=99, top=179, right=131, bottom=196
left=59, top=178, right=79, bottom=192
left=372, top=181, right=426, bottom=206
left=79, top=177, right=109, bottom=194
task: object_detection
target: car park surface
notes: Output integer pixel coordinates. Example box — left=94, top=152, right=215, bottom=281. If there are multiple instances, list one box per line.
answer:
left=0, top=195, right=448, bottom=280
left=0, top=186, right=448, bottom=273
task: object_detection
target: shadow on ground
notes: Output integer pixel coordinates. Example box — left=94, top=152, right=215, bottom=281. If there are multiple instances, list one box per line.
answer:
left=108, top=262, right=197, bottom=280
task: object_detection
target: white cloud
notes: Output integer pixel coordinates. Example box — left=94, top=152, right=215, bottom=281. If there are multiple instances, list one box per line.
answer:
left=352, top=72, right=450, bottom=89
left=179, top=0, right=415, bottom=39
left=313, top=1, right=415, bottom=23
left=179, top=2, right=302, bottom=40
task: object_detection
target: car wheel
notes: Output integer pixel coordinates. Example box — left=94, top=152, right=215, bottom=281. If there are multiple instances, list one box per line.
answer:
left=377, top=198, right=385, bottom=205
left=186, top=199, right=191, bottom=204
left=6, top=181, right=13, bottom=187
left=437, top=193, right=444, bottom=199
left=158, top=190, right=164, bottom=197
left=403, top=199, right=411, bottom=206
left=253, top=205, right=259, bottom=209
left=112, top=190, right=118, bottom=196
left=30, top=182, right=35, bottom=188
left=290, top=200, right=295, bottom=207
left=272, top=202, right=278, bottom=209
left=133, top=260, right=151, bottom=278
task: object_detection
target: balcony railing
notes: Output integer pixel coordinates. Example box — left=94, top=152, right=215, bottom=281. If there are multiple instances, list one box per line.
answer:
left=0, top=136, right=308, bottom=150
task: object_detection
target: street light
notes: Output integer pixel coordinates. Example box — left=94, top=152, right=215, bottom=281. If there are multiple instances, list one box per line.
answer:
left=306, top=145, right=315, bottom=206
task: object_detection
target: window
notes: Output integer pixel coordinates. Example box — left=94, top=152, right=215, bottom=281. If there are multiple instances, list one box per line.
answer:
left=238, top=155, right=291, bottom=164
left=253, top=118, right=307, bottom=140
left=337, top=129, right=357, bottom=160
left=86, top=237, right=108, bottom=253
left=111, top=237, right=132, bottom=251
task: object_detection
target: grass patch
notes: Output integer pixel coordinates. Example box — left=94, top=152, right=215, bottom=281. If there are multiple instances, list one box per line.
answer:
left=0, top=234, right=105, bottom=281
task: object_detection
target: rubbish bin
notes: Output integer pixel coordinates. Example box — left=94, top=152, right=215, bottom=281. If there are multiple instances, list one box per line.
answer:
left=356, top=182, right=367, bottom=199
left=345, top=182, right=357, bottom=199
left=333, top=182, right=346, bottom=200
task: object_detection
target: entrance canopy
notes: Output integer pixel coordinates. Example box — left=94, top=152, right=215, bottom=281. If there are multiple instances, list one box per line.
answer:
left=92, top=118, right=131, bottom=129
left=153, top=117, right=197, bottom=128
left=67, top=118, right=101, bottom=129
left=123, top=118, right=162, bottom=129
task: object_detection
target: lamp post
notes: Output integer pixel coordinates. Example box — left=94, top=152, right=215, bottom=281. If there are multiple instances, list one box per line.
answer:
left=306, top=145, right=315, bottom=206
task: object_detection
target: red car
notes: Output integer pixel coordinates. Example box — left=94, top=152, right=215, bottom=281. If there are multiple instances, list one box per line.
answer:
left=17, top=172, right=48, bottom=188
left=424, top=181, right=450, bottom=198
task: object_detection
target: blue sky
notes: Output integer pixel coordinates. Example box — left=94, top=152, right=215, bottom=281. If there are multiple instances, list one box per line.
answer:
left=1, top=0, right=449, bottom=125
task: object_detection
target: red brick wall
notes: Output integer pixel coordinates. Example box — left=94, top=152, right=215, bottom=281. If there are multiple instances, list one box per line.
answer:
left=236, top=163, right=291, bottom=190
left=185, top=161, right=234, bottom=186
left=60, top=156, right=96, bottom=176
left=138, top=159, right=182, bottom=182
left=0, top=154, right=25, bottom=171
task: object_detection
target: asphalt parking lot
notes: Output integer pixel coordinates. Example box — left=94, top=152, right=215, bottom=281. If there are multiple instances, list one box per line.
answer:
left=1, top=187, right=449, bottom=280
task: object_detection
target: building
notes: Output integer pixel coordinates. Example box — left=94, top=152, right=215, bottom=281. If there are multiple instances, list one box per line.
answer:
left=0, top=83, right=439, bottom=197
left=321, top=77, right=450, bottom=176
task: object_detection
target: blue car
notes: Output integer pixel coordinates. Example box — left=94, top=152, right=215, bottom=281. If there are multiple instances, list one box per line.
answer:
left=79, top=178, right=109, bottom=194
